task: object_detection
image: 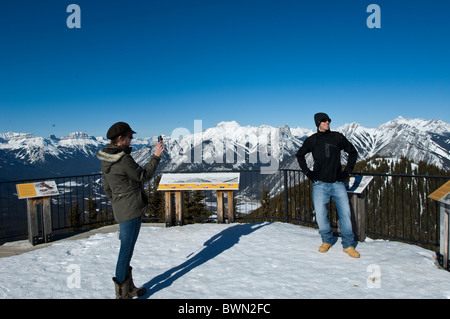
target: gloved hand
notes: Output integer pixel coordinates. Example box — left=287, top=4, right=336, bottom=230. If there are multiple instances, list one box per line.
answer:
left=337, top=171, right=349, bottom=182
left=306, top=171, right=318, bottom=183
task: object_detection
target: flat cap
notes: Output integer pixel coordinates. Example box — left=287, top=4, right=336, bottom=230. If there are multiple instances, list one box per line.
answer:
left=106, top=122, right=136, bottom=140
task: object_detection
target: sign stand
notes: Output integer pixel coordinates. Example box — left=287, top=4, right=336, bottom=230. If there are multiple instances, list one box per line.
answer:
left=217, top=190, right=234, bottom=223
left=16, top=181, right=59, bottom=246
left=164, top=191, right=185, bottom=227
left=26, top=197, right=52, bottom=245
left=346, top=175, right=374, bottom=242
left=158, top=173, right=240, bottom=227
left=428, top=180, right=450, bottom=271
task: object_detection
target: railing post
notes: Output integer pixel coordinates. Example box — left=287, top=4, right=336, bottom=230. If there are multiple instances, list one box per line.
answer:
left=283, top=170, right=289, bottom=223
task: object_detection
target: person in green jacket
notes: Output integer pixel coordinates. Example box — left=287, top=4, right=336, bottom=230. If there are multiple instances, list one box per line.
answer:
left=97, top=122, right=164, bottom=298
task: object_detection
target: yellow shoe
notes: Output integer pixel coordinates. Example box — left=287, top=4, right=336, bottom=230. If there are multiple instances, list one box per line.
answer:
left=343, top=247, right=360, bottom=258
left=318, top=243, right=332, bottom=253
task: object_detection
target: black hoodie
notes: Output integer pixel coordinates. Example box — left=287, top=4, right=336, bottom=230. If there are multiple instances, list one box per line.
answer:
left=296, top=130, right=358, bottom=183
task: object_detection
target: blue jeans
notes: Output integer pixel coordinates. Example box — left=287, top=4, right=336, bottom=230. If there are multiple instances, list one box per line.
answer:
left=116, top=217, right=142, bottom=283
left=312, top=181, right=356, bottom=249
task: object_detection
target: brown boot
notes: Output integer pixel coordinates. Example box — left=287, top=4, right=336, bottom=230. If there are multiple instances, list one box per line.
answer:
left=343, top=247, right=360, bottom=258
left=318, top=243, right=332, bottom=253
left=128, top=267, right=147, bottom=297
left=113, top=276, right=131, bottom=299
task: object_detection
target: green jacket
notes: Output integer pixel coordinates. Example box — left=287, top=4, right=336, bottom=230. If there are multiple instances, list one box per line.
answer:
left=97, top=144, right=161, bottom=223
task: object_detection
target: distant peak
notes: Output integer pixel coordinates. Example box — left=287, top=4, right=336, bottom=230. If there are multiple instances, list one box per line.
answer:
left=0, top=132, right=35, bottom=140
left=215, top=121, right=240, bottom=128
left=61, top=132, right=91, bottom=139
left=48, top=134, right=59, bottom=140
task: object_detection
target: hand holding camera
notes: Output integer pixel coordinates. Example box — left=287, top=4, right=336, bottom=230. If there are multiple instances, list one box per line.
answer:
left=154, top=135, right=164, bottom=157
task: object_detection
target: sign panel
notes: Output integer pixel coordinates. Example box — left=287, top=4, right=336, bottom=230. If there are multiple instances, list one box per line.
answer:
left=158, top=172, right=240, bottom=191
left=346, top=175, right=374, bottom=194
left=16, top=181, right=60, bottom=199
left=428, top=180, right=450, bottom=205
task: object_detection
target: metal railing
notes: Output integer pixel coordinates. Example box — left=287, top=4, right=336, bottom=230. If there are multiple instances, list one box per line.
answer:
left=0, top=170, right=275, bottom=243
left=0, top=174, right=114, bottom=243
left=280, top=169, right=450, bottom=251
left=1, top=170, right=449, bottom=255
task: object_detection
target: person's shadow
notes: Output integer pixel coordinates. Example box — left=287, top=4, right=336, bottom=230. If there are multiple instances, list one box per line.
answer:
left=140, top=222, right=267, bottom=298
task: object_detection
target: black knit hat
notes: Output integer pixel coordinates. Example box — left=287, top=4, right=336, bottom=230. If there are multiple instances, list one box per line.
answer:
left=106, top=122, right=136, bottom=140
left=314, top=113, right=331, bottom=127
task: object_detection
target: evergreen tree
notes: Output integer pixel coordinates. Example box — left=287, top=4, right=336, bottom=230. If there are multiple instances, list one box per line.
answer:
left=147, top=175, right=165, bottom=221
left=184, top=190, right=209, bottom=223
left=68, top=202, right=82, bottom=230
left=86, top=196, right=98, bottom=225
left=259, top=187, right=271, bottom=217
left=245, top=156, right=448, bottom=251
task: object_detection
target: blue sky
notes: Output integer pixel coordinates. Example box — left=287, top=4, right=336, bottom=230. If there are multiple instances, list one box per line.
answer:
left=1, top=0, right=449, bottom=138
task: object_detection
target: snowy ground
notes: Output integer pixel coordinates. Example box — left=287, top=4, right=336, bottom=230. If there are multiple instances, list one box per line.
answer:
left=1, top=222, right=450, bottom=299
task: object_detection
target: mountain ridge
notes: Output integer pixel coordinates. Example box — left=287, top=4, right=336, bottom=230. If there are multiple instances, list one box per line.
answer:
left=1, top=116, right=449, bottom=181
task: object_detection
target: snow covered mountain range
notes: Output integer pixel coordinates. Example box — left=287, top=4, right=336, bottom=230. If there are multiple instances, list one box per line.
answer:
left=1, top=116, right=449, bottom=181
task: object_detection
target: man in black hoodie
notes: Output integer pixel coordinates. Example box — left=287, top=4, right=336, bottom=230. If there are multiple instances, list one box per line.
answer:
left=296, top=113, right=360, bottom=258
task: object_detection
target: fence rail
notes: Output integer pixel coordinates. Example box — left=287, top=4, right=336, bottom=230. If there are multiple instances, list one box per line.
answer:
left=280, top=170, right=450, bottom=251
left=1, top=170, right=449, bottom=256
left=0, top=174, right=115, bottom=243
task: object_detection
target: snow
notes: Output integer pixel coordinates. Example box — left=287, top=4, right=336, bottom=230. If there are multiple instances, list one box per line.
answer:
left=1, top=222, right=450, bottom=299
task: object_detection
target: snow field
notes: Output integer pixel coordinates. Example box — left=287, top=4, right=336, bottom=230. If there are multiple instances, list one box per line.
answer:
left=1, top=222, right=450, bottom=299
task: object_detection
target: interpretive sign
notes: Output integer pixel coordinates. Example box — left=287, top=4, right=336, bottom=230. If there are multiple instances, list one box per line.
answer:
left=16, top=181, right=59, bottom=199
left=16, top=181, right=59, bottom=245
left=158, top=173, right=240, bottom=227
left=158, top=172, right=240, bottom=191
left=345, top=175, right=374, bottom=242
left=346, top=175, right=374, bottom=194
left=428, top=180, right=450, bottom=270
left=428, top=180, right=450, bottom=206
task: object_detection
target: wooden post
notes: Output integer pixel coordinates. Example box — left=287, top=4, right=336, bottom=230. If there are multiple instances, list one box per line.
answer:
left=354, top=193, right=366, bottom=242
left=42, top=197, right=52, bottom=243
left=217, top=191, right=224, bottom=223
left=349, top=193, right=366, bottom=242
left=165, top=192, right=174, bottom=227
left=217, top=190, right=234, bottom=224
left=227, top=191, right=235, bottom=223
left=165, top=191, right=184, bottom=227
left=175, top=191, right=184, bottom=226
left=27, top=198, right=40, bottom=245
left=440, top=203, right=449, bottom=270
left=357, top=193, right=366, bottom=242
